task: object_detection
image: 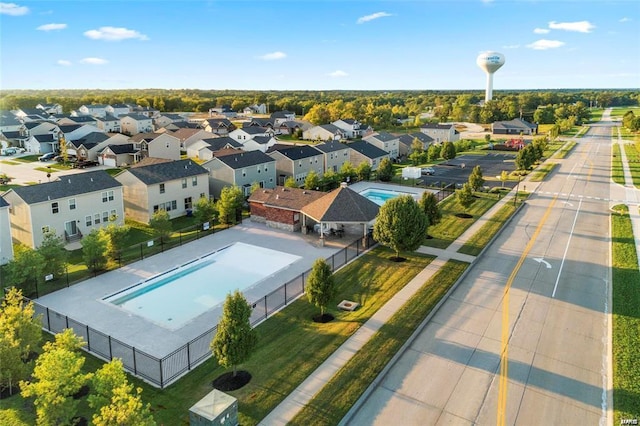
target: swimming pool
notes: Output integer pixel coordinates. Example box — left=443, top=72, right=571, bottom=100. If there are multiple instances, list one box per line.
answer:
left=103, top=242, right=301, bottom=329
left=359, top=188, right=418, bottom=206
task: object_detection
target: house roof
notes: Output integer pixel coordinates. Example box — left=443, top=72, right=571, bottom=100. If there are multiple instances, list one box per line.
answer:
left=366, top=132, right=398, bottom=142
left=105, top=143, right=135, bottom=154
left=270, top=110, right=294, bottom=119
left=58, top=124, right=82, bottom=133
left=171, top=128, right=203, bottom=141
left=240, top=126, right=271, bottom=135
left=214, top=150, right=275, bottom=169
left=319, top=124, right=343, bottom=133
left=301, top=185, right=380, bottom=223
left=159, top=113, right=185, bottom=120
left=421, top=123, right=454, bottom=130
left=165, top=121, right=200, bottom=129
left=314, top=140, right=349, bottom=153
left=201, top=136, right=242, bottom=150
left=204, top=118, right=233, bottom=127
left=278, top=121, right=300, bottom=128
left=129, top=132, right=161, bottom=142
left=338, top=118, right=358, bottom=125
left=121, top=113, right=152, bottom=121
left=68, top=116, right=97, bottom=123
left=269, top=145, right=321, bottom=160
left=18, top=108, right=42, bottom=116
left=81, top=104, right=107, bottom=109
left=251, top=136, right=273, bottom=145
left=24, top=121, right=51, bottom=130
left=109, top=103, right=130, bottom=109
left=0, top=114, right=21, bottom=127
left=1, top=131, right=21, bottom=140
left=347, top=140, right=389, bottom=159
left=33, top=134, right=55, bottom=142
left=398, top=132, right=434, bottom=146
left=0, top=195, right=9, bottom=208
left=70, top=132, right=110, bottom=148
left=96, top=115, right=120, bottom=122
left=9, top=170, right=121, bottom=204
left=492, top=118, right=537, bottom=130
left=124, top=159, right=208, bottom=185
left=248, top=186, right=325, bottom=211
left=244, top=118, right=273, bottom=128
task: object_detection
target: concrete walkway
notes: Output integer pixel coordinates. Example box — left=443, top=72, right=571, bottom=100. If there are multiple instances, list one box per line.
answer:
left=260, top=186, right=522, bottom=425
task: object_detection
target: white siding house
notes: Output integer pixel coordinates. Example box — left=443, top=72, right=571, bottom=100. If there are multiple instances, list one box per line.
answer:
left=0, top=196, right=13, bottom=265
left=121, top=114, right=154, bottom=136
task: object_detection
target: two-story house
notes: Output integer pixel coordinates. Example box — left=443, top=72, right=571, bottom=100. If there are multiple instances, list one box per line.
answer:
left=397, top=132, right=434, bottom=158
left=36, top=103, right=63, bottom=116
left=268, top=145, right=324, bottom=186
left=130, top=133, right=181, bottom=161
left=120, top=114, right=154, bottom=136
left=314, top=140, right=351, bottom=173
left=154, top=113, right=186, bottom=130
left=302, top=124, right=346, bottom=141
left=347, top=140, right=390, bottom=171
left=78, top=104, right=108, bottom=118
left=201, top=118, right=236, bottom=135
left=363, top=132, right=400, bottom=159
left=270, top=110, right=295, bottom=126
left=95, top=115, right=121, bottom=133
left=2, top=170, right=125, bottom=248
left=332, top=119, right=364, bottom=139
left=420, top=123, right=460, bottom=143
left=187, top=136, right=242, bottom=161
left=0, top=196, right=13, bottom=265
left=228, top=126, right=275, bottom=144
left=65, top=132, right=111, bottom=161
left=202, top=150, right=277, bottom=198
left=105, top=104, right=132, bottom=117
left=115, top=159, right=209, bottom=223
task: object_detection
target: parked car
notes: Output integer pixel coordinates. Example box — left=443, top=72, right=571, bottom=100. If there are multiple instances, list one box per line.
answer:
left=421, top=167, right=435, bottom=175
left=38, top=152, right=56, bottom=162
left=74, top=160, right=99, bottom=169
left=1, top=148, right=17, bottom=156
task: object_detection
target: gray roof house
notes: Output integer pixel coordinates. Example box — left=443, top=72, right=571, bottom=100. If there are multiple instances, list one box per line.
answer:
left=347, top=140, right=390, bottom=171
left=420, top=123, right=460, bottom=143
left=363, top=132, right=400, bottom=159
left=268, top=145, right=324, bottom=186
left=398, top=132, right=434, bottom=157
left=314, top=140, right=351, bottom=173
left=202, top=150, right=277, bottom=198
left=303, top=124, right=346, bottom=141
left=492, top=118, right=538, bottom=135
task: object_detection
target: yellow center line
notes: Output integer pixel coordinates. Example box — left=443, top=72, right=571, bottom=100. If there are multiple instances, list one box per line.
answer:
left=497, top=195, right=558, bottom=425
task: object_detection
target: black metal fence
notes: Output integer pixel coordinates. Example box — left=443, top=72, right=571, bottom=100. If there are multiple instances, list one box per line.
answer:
left=29, top=234, right=377, bottom=388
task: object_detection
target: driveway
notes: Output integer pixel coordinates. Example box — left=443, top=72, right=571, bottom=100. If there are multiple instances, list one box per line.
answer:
left=0, top=154, right=110, bottom=185
left=420, top=153, right=518, bottom=189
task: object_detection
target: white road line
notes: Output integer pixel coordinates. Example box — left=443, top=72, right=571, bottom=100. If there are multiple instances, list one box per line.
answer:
left=552, top=198, right=583, bottom=298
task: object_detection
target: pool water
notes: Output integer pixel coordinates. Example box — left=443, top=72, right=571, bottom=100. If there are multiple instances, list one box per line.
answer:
left=359, top=188, right=417, bottom=206
left=103, top=242, right=301, bottom=329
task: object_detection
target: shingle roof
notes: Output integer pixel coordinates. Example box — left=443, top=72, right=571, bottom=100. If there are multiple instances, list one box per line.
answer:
left=1, top=131, right=21, bottom=139
left=241, top=126, right=271, bottom=135
left=34, top=134, right=55, bottom=142
left=215, top=150, right=275, bottom=169
left=58, top=124, right=82, bottom=133
left=10, top=170, right=121, bottom=204
left=109, top=103, right=130, bottom=109
left=492, top=118, right=537, bottom=130
left=69, top=116, right=96, bottom=123
left=347, top=140, right=389, bottom=159
left=204, top=118, right=233, bottom=127
left=398, top=133, right=434, bottom=146
left=105, top=143, right=135, bottom=154
left=365, top=132, right=398, bottom=142
left=319, top=124, right=343, bottom=133
left=71, top=132, right=110, bottom=148
left=124, top=159, right=208, bottom=185
left=160, top=113, right=185, bottom=120
left=314, top=140, right=349, bottom=153
left=171, top=128, right=202, bottom=141
left=201, top=136, right=242, bottom=150
left=19, top=108, right=42, bottom=116
left=248, top=186, right=325, bottom=211
left=421, top=123, right=454, bottom=130
left=0, top=195, right=9, bottom=208
left=25, top=121, right=51, bottom=130
left=121, top=113, right=152, bottom=121
left=270, top=145, right=321, bottom=160
left=301, top=185, right=379, bottom=223
left=251, top=136, right=273, bottom=145
left=270, top=110, right=294, bottom=119
left=0, top=115, right=21, bottom=126
left=97, top=115, right=120, bottom=122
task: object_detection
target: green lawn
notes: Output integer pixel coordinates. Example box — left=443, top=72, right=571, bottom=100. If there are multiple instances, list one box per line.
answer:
left=551, top=140, right=577, bottom=159
left=291, top=260, right=468, bottom=425
left=610, top=107, right=640, bottom=118
left=588, top=108, right=604, bottom=122
left=612, top=143, right=625, bottom=185
left=529, top=162, right=558, bottom=182
left=623, top=143, right=640, bottom=188
left=457, top=201, right=519, bottom=256
left=10, top=155, right=39, bottom=163
left=611, top=205, right=640, bottom=425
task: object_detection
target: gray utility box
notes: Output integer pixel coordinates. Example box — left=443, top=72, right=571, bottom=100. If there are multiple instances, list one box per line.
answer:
left=189, top=389, right=238, bottom=426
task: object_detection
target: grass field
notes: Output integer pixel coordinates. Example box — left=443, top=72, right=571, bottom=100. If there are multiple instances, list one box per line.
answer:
left=612, top=143, right=625, bottom=185
left=457, top=201, right=519, bottom=256
left=610, top=107, right=640, bottom=118
left=529, top=162, right=558, bottom=182
left=623, top=143, right=640, bottom=188
left=551, top=140, right=577, bottom=159
left=611, top=205, right=640, bottom=425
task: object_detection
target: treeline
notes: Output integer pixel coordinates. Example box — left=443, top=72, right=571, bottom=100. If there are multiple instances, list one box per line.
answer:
left=0, top=89, right=638, bottom=128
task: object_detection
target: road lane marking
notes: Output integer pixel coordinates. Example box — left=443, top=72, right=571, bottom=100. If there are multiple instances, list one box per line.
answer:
left=497, top=195, right=558, bottom=426
left=552, top=198, right=583, bottom=298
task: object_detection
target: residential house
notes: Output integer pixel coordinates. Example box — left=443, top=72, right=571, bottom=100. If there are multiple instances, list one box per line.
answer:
left=268, top=145, right=324, bottom=186
left=105, top=104, right=132, bottom=117
left=0, top=196, right=13, bottom=265
left=202, top=150, right=276, bottom=198
left=78, top=104, right=108, bottom=118
left=201, top=118, right=236, bottom=135
left=398, top=132, right=434, bottom=157
left=178, top=129, right=216, bottom=151
left=153, top=113, right=186, bottom=130
left=186, top=136, right=242, bottom=161
left=492, top=118, right=538, bottom=135
left=14, top=108, right=46, bottom=120
left=270, top=110, right=295, bottom=126
left=332, top=119, right=365, bottom=139
left=303, top=124, right=346, bottom=141
left=57, top=124, right=104, bottom=143
left=57, top=115, right=98, bottom=127
left=65, top=132, right=111, bottom=161
left=130, top=133, right=181, bottom=161
left=2, top=170, right=124, bottom=248
left=159, top=121, right=200, bottom=132
left=275, top=121, right=303, bottom=136
left=36, top=103, right=63, bottom=116
left=120, top=114, right=154, bottom=136
left=228, top=126, right=275, bottom=143
left=0, top=112, right=22, bottom=133
left=248, top=186, right=325, bottom=232
left=420, top=123, right=460, bottom=143
left=95, top=115, right=121, bottom=133
left=314, top=140, right=351, bottom=174
left=208, top=106, right=236, bottom=118
left=25, top=133, right=59, bottom=155
left=241, top=135, right=277, bottom=153
left=242, top=104, right=267, bottom=115
left=244, top=117, right=274, bottom=130
left=98, top=143, right=137, bottom=167
left=115, top=159, right=209, bottom=223
left=347, top=140, right=390, bottom=171
left=363, top=132, right=400, bottom=159
left=131, top=106, right=159, bottom=118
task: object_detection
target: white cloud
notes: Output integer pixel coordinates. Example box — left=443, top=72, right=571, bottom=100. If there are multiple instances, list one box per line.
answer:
left=37, top=23, right=67, bottom=31
left=526, top=39, right=565, bottom=50
left=548, top=20, right=595, bottom=33
left=258, top=51, right=286, bottom=60
left=502, top=44, right=520, bottom=49
left=80, top=57, right=108, bottom=65
left=533, top=28, right=549, bottom=34
left=56, top=59, right=71, bottom=66
left=328, top=70, right=348, bottom=78
left=357, top=12, right=392, bottom=24
left=619, top=17, right=631, bottom=23
left=0, top=2, right=29, bottom=15
left=84, top=26, right=149, bottom=41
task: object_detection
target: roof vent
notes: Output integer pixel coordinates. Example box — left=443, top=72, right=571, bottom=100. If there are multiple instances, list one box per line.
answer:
left=91, top=178, right=94, bottom=182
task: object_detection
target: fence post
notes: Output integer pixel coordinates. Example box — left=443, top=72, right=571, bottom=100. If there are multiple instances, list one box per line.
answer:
left=86, top=325, right=90, bottom=350
left=264, top=295, right=268, bottom=319
left=187, top=343, right=191, bottom=370
left=133, top=348, right=137, bottom=374
left=45, top=307, right=51, bottom=330
left=108, top=336, right=112, bottom=359
left=65, top=315, right=69, bottom=329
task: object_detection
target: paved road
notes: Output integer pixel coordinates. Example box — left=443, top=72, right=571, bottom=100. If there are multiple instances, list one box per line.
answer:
left=346, top=121, right=615, bottom=424
left=0, top=154, right=110, bottom=185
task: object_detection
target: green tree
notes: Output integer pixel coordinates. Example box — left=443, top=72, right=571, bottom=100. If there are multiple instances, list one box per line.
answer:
left=408, top=137, right=424, bottom=165
left=305, top=258, right=336, bottom=317
left=377, top=157, right=394, bottom=182
left=102, top=223, right=130, bottom=262
left=484, top=133, right=491, bottom=144
left=440, top=141, right=456, bottom=162
left=211, top=290, right=257, bottom=377
left=82, top=229, right=109, bottom=272
left=339, top=161, right=357, bottom=183
left=321, top=169, right=340, bottom=191
left=468, top=165, right=484, bottom=192
left=304, top=170, right=321, bottom=190
left=284, top=176, right=298, bottom=188
left=456, top=183, right=475, bottom=214
left=373, top=195, right=428, bottom=259
left=500, top=170, right=509, bottom=188
left=92, top=382, right=156, bottom=426
left=20, top=329, right=92, bottom=426
left=356, top=161, right=372, bottom=182
left=515, top=145, right=535, bottom=171
left=4, top=244, right=45, bottom=296
left=0, top=288, right=42, bottom=395
left=217, top=185, right=244, bottom=225
left=427, top=144, right=440, bottom=161
left=89, top=359, right=128, bottom=412
left=193, top=195, right=217, bottom=226
left=149, top=209, right=172, bottom=242
left=418, top=191, right=442, bottom=228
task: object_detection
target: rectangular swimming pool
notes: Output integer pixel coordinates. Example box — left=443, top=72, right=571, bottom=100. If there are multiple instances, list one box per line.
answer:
left=359, top=188, right=418, bottom=206
left=103, top=242, right=301, bottom=330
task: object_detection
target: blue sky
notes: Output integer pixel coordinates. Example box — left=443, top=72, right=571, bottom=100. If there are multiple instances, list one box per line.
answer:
left=1, top=1, right=638, bottom=91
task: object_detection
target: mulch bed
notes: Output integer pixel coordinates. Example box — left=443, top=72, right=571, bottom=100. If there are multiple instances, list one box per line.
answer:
left=72, top=385, right=90, bottom=400
left=212, top=370, right=252, bottom=391
left=455, top=213, right=473, bottom=219
left=0, top=385, right=20, bottom=399
left=390, top=256, right=407, bottom=263
left=312, top=313, right=335, bottom=323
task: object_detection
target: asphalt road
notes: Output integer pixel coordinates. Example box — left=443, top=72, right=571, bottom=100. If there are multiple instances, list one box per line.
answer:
left=0, top=154, right=110, bottom=185
left=347, top=122, right=614, bottom=424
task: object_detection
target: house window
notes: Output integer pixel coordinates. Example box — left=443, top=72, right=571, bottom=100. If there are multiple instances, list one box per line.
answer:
left=153, top=205, right=159, bottom=213
left=185, top=197, right=192, bottom=210
left=102, top=211, right=109, bottom=223
left=192, top=176, right=197, bottom=186
left=159, top=183, right=165, bottom=194
left=41, top=226, right=50, bottom=234
left=102, top=191, right=114, bottom=202
left=171, top=200, right=177, bottom=210
left=51, top=202, right=59, bottom=214
left=86, top=216, right=92, bottom=226
left=200, top=193, right=205, bottom=199
left=94, top=213, right=101, bottom=225
left=182, top=178, right=187, bottom=189
left=69, top=198, right=76, bottom=210
left=110, top=209, right=117, bottom=220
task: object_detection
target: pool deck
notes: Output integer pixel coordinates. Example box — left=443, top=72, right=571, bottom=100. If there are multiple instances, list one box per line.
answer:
left=36, top=220, right=343, bottom=358
left=349, top=180, right=436, bottom=198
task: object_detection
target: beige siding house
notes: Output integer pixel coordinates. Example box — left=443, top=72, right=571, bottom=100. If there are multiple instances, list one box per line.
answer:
left=268, top=145, right=324, bottom=186
left=115, top=159, right=209, bottom=223
left=314, top=140, right=351, bottom=173
left=121, top=114, right=153, bottom=136
left=202, top=150, right=276, bottom=198
left=420, top=123, right=460, bottom=143
left=363, top=132, right=400, bottom=159
left=2, top=170, right=124, bottom=248
left=347, top=140, right=390, bottom=171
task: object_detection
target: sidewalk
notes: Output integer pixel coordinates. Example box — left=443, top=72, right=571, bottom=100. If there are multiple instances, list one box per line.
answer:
left=259, top=187, right=522, bottom=425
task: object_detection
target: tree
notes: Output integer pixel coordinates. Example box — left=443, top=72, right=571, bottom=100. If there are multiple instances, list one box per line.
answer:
left=102, top=223, right=130, bottom=262
left=356, top=161, right=372, bottom=182
left=149, top=209, right=172, bottom=242
left=89, top=359, right=128, bottom=411
left=339, top=161, right=356, bottom=183
left=4, top=244, right=45, bottom=296
left=217, top=185, right=244, bottom=225
left=284, top=176, right=298, bottom=188
left=321, top=169, right=340, bottom=191
left=408, top=137, right=425, bottom=165
left=373, top=195, right=428, bottom=259
left=82, top=229, right=109, bottom=272
left=484, top=133, right=491, bottom=144
left=211, top=290, right=257, bottom=377
left=37, top=232, right=67, bottom=278
left=440, top=142, right=456, bottom=162
left=427, top=143, right=440, bottom=161
left=193, top=195, right=217, bottom=226
left=304, top=170, right=321, bottom=190
left=456, top=183, right=475, bottom=214
left=20, top=329, right=92, bottom=426
left=305, top=258, right=336, bottom=317
left=0, top=288, right=42, bottom=395
left=500, top=170, right=509, bottom=188
left=515, top=145, right=535, bottom=171
left=468, top=165, right=484, bottom=192
left=377, top=157, right=394, bottom=182
left=418, top=192, right=442, bottom=228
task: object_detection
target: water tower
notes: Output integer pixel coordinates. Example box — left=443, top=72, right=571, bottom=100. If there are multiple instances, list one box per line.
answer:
left=476, top=51, right=505, bottom=102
